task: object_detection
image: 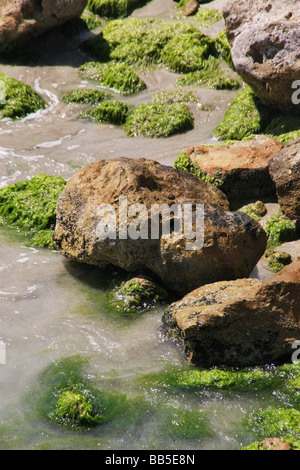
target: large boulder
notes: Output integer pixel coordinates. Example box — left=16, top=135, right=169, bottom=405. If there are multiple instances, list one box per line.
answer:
left=162, top=260, right=300, bottom=367
left=0, top=0, right=88, bottom=54
left=223, top=0, right=300, bottom=113
left=53, top=157, right=267, bottom=296
left=185, top=135, right=283, bottom=202
left=269, top=136, right=300, bottom=220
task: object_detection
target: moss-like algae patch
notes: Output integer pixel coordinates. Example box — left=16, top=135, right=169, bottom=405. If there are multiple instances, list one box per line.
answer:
left=79, top=62, right=146, bottom=94
left=125, top=103, right=194, bottom=138
left=153, top=89, right=198, bottom=106
left=62, top=88, right=111, bottom=105
left=81, top=99, right=132, bottom=125
left=0, top=72, right=46, bottom=120
left=265, top=211, right=298, bottom=248
left=174, top=150, right=224, bottom=188
left=87, top=0, right=150, bottom=18
left=213, top=84, right=300, bottom=143
left=264, top=249, right=292, bottom=273
left=0, top=174, right=66, bottom=249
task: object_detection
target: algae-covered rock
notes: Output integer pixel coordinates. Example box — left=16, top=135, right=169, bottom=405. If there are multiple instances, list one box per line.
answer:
left=248, top=408, right=300, bottom=440
left=264, top=250, right=292, bottom=273
left=0, top=174, right=66, bottom=249
left=62, top=88, right=111, bottom=105
left=239, top=201, right=267, bottom=222
left=81, top=100, right=132, bottom=125
left=87, top=0, right=149, bottom=18
left=265, top=211, right=298, bottom=249
left=0, top=72, right=46, bottom=120
left=112, top=276, right=169, bottom=313
left=79, top=62, right=146, bottom=94
left=124, top=103, right=194, bottom=138
left=174, top=136, right=283, bottom=203
left=242, top=438, right=298, bottom=451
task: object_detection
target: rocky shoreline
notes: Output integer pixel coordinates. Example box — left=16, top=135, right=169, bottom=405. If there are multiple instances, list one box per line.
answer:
left=0, top=0, right=299, bottom=451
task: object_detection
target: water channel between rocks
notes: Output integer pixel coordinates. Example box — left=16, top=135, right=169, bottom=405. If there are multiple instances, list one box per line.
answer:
left=0, top=0, right=293, bottom=451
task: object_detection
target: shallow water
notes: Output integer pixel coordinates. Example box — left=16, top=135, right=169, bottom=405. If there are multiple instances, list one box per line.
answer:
left=0, top=0, right=296, bottom=451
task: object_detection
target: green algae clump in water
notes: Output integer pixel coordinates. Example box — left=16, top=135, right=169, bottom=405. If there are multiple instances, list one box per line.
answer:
left=0, top=72, right=46, bottom=120
left=0, top=174, right=66, bottom=249
left=81, top=100, right=132, bottom=124
left=79, top=62, right=146, bottom=94
left=125, top=103, right=194, bottom=138
left=62, top=88, right=111, bottom=105
left=265, top=211, right=298, bottom=248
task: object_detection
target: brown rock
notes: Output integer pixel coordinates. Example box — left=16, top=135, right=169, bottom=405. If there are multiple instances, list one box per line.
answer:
left=53, top=157, right=267, bottom=296
left=269, top=136, right=300, bottom=220
left=186, top=135, right=283, bottom=202
left=0, top=0, right=88, bottom=54
left=162, top=260, right=300, bottom=366
left=223, top=0, right=300, bottom=113
left=182, top=0, right=199, bottom=17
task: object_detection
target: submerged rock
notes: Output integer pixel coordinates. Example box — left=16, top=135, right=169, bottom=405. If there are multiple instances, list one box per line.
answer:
left=223, top=0, right=300, bottom=114
left=0, top=0, right=88, bottom=55
left=53, top=157, right=267, bottom=296
left=269, top=136, right=300, bottom=220
left=162, top=260, right=300, bottom=367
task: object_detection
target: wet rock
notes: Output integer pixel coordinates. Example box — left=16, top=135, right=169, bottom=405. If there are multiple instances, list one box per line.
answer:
left=53, top=157, right=267, bottom=296
left=179, top=135, right=283, bottom=203
left=0, top=0, right=88, bottom=55
left=112, top=276, right=169, bottom=313
left=182, top=0, right=199, bottom=17
left=242, top=438, right=292, bottom=451
left=162, top=260, right=300, bottom=367
left=223, top=0, right=300, bottom=113
left=268, top=136, right=300, bottom=220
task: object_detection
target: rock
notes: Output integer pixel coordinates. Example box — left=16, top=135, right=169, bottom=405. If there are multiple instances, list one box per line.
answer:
left=162, top=260, right=300, bottom=367
left=185, top=135, right=283, bottom=202
left=53, top=157, right=267, bottom=296
left=112, top=276, right=169, bottom=313
left=243, top=438, right=292, bottom=451
left=223, top=0, right=300, bottom=113
left=0, top=0, right=88, bottom=55
left=182, top=0, right=199, bottom=17
left=268, top=136, right=300, bottom=220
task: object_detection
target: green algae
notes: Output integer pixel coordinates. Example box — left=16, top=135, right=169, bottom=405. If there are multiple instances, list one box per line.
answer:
left=80, top=18, right=210, bottom=68
left=264, top=115, right=300, bottom=145
left=248, top=408, right=300, bottom=440
left=153, top=89, right=198, bottom=106
left=174, top=56, right=240, bottom=90
left=264, top=249, right=292, bottom=273
left=242, top=437, right=300, bottom=451
left=37, top=356, right=130, bottom=429
left=238, top=201, right=267, bottom=222
left=81, top=10, right=102, bottom=30
left=87, top=0, right=150, bottom=18
left=111, top=277, right=169, bottom=314
left=0, top=72, right=46, bottom=120
left=194, top=8, right=223, bottom=27
left=213, top=84, right=300, bottom=143
left=81, top=99, right=132, bottom=124
left=160, top=31, right=216, bottom=73
left=213, top=85, right=270, bottom=141
left=174, top=150, right=224, bottom=188
left=79, top=62, right=146, bottom=94
left=62, top=88, right=111, bottom=105
left=125, top=103, right=194, bottom=138
left=0, top=174, right=66, bottom=249
left=265, top=211, right=298, bottom=248
left=214, top=28, right=234, bottom=68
